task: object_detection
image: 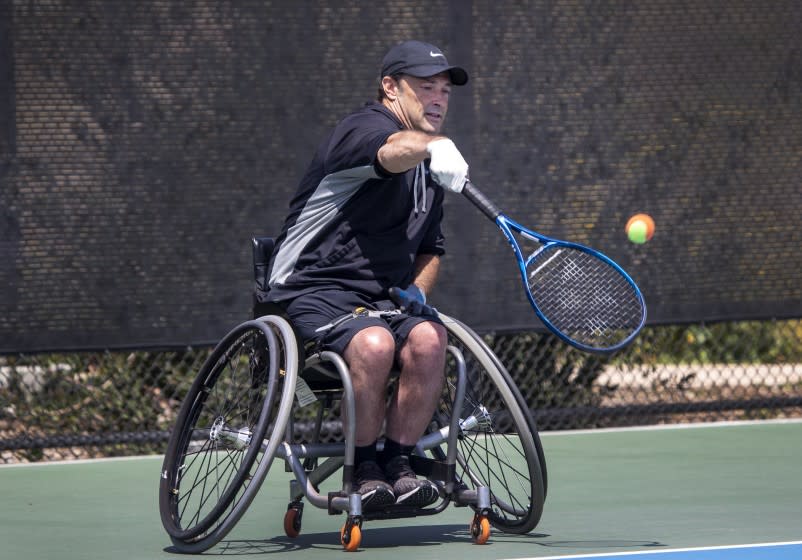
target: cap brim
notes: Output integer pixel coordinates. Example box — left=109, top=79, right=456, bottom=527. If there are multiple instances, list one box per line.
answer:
left=404, top=64, right=469, bottom=86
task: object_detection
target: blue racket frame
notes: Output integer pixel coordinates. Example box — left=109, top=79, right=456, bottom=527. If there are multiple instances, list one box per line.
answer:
left=463, top=181, right=647, bottom=354
left=497, top=214, right=646, bottom=354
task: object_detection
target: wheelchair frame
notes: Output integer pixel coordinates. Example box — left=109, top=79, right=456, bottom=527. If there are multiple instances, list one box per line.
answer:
left=158, top=239, right=547, bottom=552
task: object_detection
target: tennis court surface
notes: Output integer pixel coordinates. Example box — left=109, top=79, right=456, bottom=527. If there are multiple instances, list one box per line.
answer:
left=2, top=420, right=800, bottom=560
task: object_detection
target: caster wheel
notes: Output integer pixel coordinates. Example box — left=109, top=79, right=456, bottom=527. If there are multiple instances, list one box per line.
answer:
left=340, top=521, right=362, bottom=552
left=470, top=514, right=491, bottom=545
left=283, top=506, right=302, bottom=538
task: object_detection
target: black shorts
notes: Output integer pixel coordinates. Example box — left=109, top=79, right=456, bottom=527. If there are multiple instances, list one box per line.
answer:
left=281, top=289, right=443, bottom=357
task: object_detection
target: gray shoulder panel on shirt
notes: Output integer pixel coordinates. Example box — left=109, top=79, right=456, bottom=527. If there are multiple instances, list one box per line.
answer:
left=269, top=164, right=380, bottom=287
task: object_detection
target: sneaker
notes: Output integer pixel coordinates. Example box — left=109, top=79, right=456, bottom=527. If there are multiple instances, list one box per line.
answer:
left=353, top=460, right=395, bottom=510
left=383, top=455, right=439, bottom=507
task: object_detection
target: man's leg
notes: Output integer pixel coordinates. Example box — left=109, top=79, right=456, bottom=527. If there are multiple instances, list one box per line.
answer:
left=385, top=320, right=447, bottom=444
left=339, top=325, right=397, bottom=509
left=382, top=320, right=447, bottom=506
left=342, top=326, right=395, bottom=446
left=282, top=291, right=399, bottom=509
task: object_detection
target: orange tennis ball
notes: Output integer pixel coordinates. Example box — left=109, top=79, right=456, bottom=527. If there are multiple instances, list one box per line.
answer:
left=626, top=213, right=655, bottom=244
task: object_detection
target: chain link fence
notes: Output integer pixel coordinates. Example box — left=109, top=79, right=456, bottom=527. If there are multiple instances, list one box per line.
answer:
left=2, top=3, right=800, bottom=465
left=3, top=319, right=800, bottom=464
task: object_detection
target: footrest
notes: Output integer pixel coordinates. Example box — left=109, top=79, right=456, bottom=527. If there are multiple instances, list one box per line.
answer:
left=360, top=503, right=435, bottom=521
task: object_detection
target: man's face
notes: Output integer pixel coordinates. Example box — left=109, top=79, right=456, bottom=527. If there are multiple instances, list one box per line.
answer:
left=386, top=73, right=452, bottom=133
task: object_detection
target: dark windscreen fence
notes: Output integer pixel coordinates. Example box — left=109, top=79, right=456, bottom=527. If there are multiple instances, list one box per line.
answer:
left=1, top=1, right=801, bottom=353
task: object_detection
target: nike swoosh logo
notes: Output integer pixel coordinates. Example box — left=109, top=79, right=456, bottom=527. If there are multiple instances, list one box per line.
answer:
left=430, top=51, right=445, bottom=58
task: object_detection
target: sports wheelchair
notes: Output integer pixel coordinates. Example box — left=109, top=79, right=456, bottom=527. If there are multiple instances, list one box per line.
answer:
left=159, top=238, right=547, bottom=552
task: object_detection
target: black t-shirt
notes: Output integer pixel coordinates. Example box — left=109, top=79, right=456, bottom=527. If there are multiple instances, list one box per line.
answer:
left=266, top=102, right=445, bottom=302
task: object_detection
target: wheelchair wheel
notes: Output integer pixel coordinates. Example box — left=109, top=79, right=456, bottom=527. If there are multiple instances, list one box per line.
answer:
left=435, top=314, right=547, bottom=534
left=159, top=315, right=298, bottom=552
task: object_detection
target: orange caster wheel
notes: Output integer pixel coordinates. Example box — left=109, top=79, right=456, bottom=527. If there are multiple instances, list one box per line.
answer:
left=340, top=520, right=362, bottom=552
left=470, top=514, right=491, bottom=545
left=283, top=505, right=302, bottom=538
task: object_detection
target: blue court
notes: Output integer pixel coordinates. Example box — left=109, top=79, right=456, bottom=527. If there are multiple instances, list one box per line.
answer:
left=524, top=541, right=802, bottom=560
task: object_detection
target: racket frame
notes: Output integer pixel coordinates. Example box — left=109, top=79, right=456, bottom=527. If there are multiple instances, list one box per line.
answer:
left=463, top=181, right=647, bottom=354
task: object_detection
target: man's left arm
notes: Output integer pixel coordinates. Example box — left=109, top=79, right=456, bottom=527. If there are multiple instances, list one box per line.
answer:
left=412, top=254, right=440, bottom=298
left=387, top=254, right=440, bottom=316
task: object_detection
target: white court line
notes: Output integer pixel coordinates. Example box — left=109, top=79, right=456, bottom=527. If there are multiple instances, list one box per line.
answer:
left=538, top=417, right=802, bottom=437
left=3, top=418, right=801, bottom=469
left=500, top=540, right=802, bottom=560
left=0, top=453, right=163, bottom=469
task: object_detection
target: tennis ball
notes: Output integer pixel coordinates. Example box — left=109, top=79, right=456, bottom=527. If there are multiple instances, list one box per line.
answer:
left=626, top=213, right=655, bottom=244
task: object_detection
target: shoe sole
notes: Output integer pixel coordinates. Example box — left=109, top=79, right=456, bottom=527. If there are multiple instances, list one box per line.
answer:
left=360, top=486, right=396, bottom=510
left=393, top=483, right=439, bottom=507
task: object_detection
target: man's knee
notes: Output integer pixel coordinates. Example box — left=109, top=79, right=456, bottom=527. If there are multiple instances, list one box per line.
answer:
left=345, top=326, right=396, bottom=370
left=412, top=320, right=447, bottom=346
left=403, top=321, right=447, bottom=363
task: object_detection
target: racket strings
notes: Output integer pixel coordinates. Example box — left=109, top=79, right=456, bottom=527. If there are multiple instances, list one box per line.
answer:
left=526, top=246, right=643, bottom=348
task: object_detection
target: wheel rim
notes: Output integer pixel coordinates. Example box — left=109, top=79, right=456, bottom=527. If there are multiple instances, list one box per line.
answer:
left=434, top=321, right=545, bottom=534
left=161, top=324, right=279, bottom=540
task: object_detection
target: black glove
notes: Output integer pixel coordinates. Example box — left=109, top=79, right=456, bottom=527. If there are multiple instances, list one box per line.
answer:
left=388, top=285, right=438, bottom=317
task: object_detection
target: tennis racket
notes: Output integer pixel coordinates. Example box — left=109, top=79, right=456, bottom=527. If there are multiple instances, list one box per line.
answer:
left=462, top=181, right=646, bottom=354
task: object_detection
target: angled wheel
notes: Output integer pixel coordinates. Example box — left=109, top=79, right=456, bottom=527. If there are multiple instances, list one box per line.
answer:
left=434, top=314, right=546, bottom=534
left=159, top=315, right=298, bottom=552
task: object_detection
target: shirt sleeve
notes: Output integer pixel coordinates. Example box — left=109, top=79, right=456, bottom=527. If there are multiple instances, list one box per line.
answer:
left=323, top=110, right=396, bottom=176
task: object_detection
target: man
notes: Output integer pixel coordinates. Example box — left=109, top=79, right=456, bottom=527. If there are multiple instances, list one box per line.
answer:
left=266, top=40, right=469, bottom=510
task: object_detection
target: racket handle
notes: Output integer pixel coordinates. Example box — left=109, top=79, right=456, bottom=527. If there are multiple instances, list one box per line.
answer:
left=463, top=181, right=502, bottom=221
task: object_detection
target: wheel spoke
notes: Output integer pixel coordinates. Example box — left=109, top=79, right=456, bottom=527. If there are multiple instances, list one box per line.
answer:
left=429, top=320, right=545, bottom=534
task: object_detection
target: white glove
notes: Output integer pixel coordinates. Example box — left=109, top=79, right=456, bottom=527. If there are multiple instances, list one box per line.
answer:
left=426, top=138, right=468, bottom=193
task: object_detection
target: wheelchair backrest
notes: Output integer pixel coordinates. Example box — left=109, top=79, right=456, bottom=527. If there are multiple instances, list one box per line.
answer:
left=251, top=236, right=343, bottom=389
left=252, top=236, right=275, bottom=295
left=252, top=236, right=287, bottom=319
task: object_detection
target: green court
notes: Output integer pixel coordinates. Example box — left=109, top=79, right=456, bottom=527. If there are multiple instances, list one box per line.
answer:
left=3, top=420, right=800, bottom=560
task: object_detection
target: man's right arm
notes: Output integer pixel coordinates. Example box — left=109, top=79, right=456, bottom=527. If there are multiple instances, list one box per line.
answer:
left=377, top=130, right=441, bottom=173
left=378, top=131, right=470, bottom=193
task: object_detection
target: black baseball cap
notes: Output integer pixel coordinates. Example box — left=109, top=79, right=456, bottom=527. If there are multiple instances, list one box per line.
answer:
left=381, top=40, right=468, bottom=86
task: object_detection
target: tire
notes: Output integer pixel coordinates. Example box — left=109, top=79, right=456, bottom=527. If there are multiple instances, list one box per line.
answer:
left=159, top=315, right=298, bottom=552
left=435, top=313, right=547, bottom=534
